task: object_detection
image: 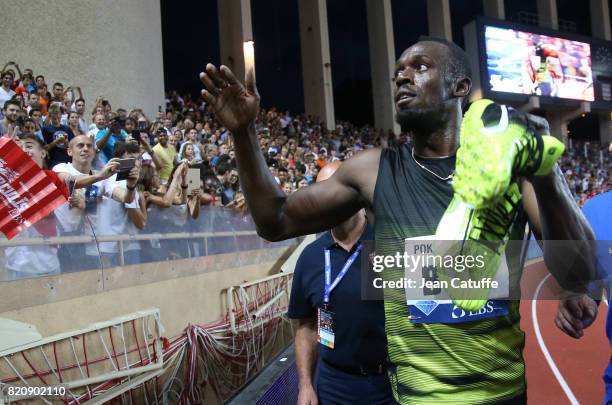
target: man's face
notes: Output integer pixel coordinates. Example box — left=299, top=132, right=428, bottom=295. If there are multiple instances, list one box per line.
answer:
left=163, top=119, right=172, bottom=129
left=95, top=114, right=106, bottom=129
left=37, top=86, right=47, bottom=96
left=75, top=100, right=85, bottom=115
left=68, top=135, right=95, bottom=165
left=28, top=93, right=39, bottom=106
left=207, top=147, right=217, bottom=159
left=219, top=144, right=228, bottom=155
left=1, top=74, right=12, bottom=88
left=187, top=129, right=197, bottom=141
left=52, top=85, right=63, bottom=99
left=20, top=139, right=45, bottom=168
left=36, top=77, right=45, bottom=87
left=393, top=41, right=454, bottom=130
left=278, top=171, right=287, bottom=182
left=3, top=104, right=20, bottom=123
left=31, top=110, right=42, bottom=123
left=158, top=133, right=168, bottom=146
left=49, top=109, right=61, bottom=123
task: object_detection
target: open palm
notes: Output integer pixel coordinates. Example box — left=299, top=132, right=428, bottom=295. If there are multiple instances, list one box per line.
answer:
left=200, top=64, right=260, bottom=133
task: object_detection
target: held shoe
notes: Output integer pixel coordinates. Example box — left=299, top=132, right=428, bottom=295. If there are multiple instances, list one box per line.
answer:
left=434, top=183, right=522, bottom=311
left=452, top=99, right=564, bottom=209
left=434, top=99, right=564, bottom=311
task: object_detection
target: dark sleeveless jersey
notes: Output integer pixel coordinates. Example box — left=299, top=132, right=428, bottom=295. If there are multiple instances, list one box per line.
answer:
left=373, top=144, right=528, bottom=404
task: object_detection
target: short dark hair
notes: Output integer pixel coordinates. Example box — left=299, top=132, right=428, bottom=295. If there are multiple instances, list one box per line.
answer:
left=29, top=107, right=41, bottom=116
left=52, top=82, right=63, bottom=88
left=417, top=36, right=472, bottom=86
left=112, top=141, right=140, bottom=158
left=19, top=133, right=45, bottom=148
left=3, top=99, right=21, bottom=111
left=216, top=159, right=232, bottom=175
left=1, top=71, right=14, bottom=80
left=35, top=75, right=44, bottom=82
left=75, top=98, right=85, bottom=104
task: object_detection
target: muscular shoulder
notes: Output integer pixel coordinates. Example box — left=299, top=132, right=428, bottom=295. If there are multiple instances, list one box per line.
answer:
left=335, top=148, right=381, bottom=205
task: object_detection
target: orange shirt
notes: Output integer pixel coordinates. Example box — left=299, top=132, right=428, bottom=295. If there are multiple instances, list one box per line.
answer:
left=38, top=96, right=49, bottom=115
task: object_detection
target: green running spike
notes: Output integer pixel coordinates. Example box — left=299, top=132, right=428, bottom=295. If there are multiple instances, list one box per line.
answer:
left=434, top=99, right=565, bottom=311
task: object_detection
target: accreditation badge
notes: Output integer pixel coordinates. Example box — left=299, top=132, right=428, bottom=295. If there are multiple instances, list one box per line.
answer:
left=317, top=307, right=335, bottom=349
left=403, top=235, right=510, bottom=324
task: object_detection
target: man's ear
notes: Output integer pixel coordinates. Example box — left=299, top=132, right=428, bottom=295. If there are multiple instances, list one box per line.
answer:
left=454, top=77, right=472, bottom=98
left=66, top=147, right=73, bottom=157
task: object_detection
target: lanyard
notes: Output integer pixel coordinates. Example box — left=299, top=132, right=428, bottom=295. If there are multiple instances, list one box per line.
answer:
left=323, top=243, right=362, bottom=306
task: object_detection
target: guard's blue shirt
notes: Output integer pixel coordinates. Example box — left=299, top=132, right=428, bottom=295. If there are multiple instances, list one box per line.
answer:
left=582, top=191, right=612, bottom=404
left=287, top=225, right=388, bottom=371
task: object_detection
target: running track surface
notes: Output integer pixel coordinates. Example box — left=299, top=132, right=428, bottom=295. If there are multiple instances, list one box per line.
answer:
left=521, top=259, right=609, bottom=404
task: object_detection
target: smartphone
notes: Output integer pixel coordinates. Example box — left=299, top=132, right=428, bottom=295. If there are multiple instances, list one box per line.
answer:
left=138, top=120, right=146, bottom=130
left=186, top=168, right=200, bottom=194
left=115, top=158, right=136, bottom=181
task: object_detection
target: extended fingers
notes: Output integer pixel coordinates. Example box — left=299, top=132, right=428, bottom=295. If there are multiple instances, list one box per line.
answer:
left=200, top=71, right=220, bottom=97
left=206, top=64, right=228, bottom=90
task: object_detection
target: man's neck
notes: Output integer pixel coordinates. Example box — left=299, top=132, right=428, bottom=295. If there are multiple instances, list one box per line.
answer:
left=331, top=213, right=366, bottom=251
left=72, top=160, right=92, bottom=174
left=410, top=103, right=462, bottom=158
left=1, top=85, right=9, bottom=92
left=51, top=119, right=60, bottom=127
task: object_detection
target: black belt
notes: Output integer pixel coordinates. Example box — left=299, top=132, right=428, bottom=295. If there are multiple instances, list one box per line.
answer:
left=323, top=359, right=387, bottom=376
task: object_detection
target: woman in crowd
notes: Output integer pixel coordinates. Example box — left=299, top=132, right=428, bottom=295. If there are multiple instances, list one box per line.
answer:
left=67, top=111, right=84, bottom=136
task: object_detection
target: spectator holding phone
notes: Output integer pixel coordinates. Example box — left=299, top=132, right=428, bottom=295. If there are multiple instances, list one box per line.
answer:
left=85, top=142, right=144, bottom=267
left=96, top=114, right=128, bottom=165
left=42, top=103, right=75, bottom=168
left=53, top=135, right=121, bottom=270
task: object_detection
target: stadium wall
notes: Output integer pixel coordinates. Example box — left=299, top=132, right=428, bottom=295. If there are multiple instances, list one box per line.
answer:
left=0, top=0, right=165, bottom=118
left=0, top=247, right=292, bottom=338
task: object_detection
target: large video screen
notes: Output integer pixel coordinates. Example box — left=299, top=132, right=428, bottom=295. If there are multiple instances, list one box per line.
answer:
left=484, top=25, right=594, bottom=101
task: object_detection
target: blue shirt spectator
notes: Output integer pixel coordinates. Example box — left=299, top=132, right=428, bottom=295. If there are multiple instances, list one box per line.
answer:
left=95, top=127, right=128, bottom=164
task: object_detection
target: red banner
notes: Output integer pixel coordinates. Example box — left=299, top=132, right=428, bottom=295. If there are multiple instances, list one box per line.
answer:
left=0, top=137, right=67, bottom=239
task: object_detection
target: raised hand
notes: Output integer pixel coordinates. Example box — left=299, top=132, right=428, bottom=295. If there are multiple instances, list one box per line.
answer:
left=199, top=64, right=259, bottom=133
left=100, top=158, right=120, bottom=180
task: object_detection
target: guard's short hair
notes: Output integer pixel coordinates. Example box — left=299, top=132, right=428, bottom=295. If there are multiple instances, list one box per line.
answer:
left=418, top=36, right=472, bottom=85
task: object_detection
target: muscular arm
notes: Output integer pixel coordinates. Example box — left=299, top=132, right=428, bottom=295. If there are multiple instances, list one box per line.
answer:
left=521, top=166, right=596, bottom=291
left=234, top=124, right=373, bottom=241
left=295, top=318, right=318, bottom=402
left=200, top=64, right=375, bottom=241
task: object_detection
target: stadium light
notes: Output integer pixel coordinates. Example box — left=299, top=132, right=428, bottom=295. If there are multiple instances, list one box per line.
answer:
left=243, top=41, right=255, bottom=79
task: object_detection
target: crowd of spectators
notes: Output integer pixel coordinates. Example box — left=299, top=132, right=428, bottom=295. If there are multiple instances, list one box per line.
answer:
left=0, top=61, right=610, bottom=277
left=560, top=140, right=611, bottom=206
